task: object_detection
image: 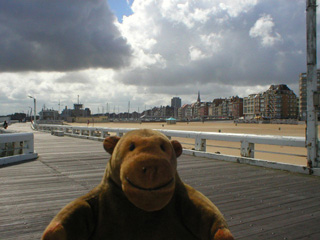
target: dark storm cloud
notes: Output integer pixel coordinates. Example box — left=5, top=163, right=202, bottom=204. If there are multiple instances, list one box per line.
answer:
left=0, top=0, right=132, bottom=72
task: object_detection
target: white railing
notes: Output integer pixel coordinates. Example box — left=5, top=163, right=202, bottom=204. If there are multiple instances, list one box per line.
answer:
left=36, top=124, right=319, bottom=176
left=0, top=132, right=38, bottom=166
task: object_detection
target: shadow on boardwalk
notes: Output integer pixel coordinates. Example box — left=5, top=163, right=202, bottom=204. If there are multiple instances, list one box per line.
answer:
left=1, top=123, right=320, bottom=239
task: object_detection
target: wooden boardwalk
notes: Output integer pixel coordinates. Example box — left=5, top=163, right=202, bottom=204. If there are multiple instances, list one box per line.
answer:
left=1, top=123, right=320, bottom=239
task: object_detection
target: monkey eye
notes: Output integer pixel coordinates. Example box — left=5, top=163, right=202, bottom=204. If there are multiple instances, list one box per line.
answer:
left=160, top=144, right=165, bottom=152
left=129, top=143, right=135, bottom=151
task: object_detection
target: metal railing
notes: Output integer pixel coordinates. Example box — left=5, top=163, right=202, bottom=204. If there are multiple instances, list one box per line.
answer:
left=0, top=132, right=38, bottom=166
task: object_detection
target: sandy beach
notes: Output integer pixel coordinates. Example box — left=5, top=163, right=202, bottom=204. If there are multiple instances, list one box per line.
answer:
left=68, top=121, right=310, bottom=166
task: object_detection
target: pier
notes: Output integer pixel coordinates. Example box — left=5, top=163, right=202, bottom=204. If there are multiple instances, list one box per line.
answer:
left=1, top=123, right=320, bottom=239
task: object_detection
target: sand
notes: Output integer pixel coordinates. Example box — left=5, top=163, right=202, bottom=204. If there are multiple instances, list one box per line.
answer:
left=68, top=121, right=310, bottom=166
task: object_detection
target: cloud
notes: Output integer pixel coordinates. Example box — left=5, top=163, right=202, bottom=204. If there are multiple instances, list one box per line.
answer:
left=116, top=0, right=307, bottom=95
left=0, top=0, right=132, bottom=72
left=55, top=72, right=92, bottom=84
left=218, top=0, right=258, bottom=17
left=249, top=14, right=282, bottom=47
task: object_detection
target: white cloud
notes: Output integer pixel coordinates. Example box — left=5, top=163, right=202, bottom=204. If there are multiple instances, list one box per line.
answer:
left=189, top=46, right=207, bottom=61
left=249, top=14, right=282, bottom=47
left=200, top=33, right=222, bottom=53
left=219, top=0, right=258, bottom=17
left=158, top=1, right=214, bottom=28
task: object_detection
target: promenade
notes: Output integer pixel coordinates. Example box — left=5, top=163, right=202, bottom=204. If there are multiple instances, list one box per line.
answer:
left=1, top=123, right=320, bottom=239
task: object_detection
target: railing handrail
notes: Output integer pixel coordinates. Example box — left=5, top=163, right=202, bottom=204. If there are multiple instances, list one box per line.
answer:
left=38, top=124, right=305, bottom=148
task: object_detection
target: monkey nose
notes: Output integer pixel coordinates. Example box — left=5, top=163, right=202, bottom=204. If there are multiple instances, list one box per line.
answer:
left=141, top=166, right=158, bottom=181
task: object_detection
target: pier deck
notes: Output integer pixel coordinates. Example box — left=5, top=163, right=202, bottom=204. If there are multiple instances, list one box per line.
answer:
left=1, top=123, right=320, bottom=239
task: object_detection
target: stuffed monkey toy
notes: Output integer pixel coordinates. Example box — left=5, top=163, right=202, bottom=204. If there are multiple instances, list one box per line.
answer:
left=42, top=129, right=234, bottom=240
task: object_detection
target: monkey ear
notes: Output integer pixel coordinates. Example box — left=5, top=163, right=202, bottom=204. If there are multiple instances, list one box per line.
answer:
left=171, top=140, right=182, bottom=158
left=103, top=136, right=120, bottom=155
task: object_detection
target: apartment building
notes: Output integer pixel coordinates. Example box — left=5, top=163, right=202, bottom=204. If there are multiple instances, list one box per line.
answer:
left=210, top=97, right=243, bottom=119
left=230, top=96, right=244, bottom=119
left=171, top=97, right=182, bottom=118
left=178, top=104, right=192, bottom=120
left=243, top=94, right=255, bottom=119
left=171, top=97, right=182, bottom=109
left=253, top=93, right=265, bottom=117
left=299, top=69, right=320, bottom=120
left=198, top=102, right=210, bottom=118
left=264, top=84, right=297, bottom=119
left=211, top=98, right=224, bottom=118
left=243, top=84, right=298, bottom=120
left=221, top=99, right=230, bottom=118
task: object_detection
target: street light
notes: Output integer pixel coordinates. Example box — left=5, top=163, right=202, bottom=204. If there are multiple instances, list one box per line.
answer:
left=28, top=107, right=32, bottom=120
left=28, top=95, right=37, bottom=124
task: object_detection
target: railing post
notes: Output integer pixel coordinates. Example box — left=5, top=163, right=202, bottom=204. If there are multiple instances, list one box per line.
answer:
left=13, top=142, right=19, bottom=155
left=195, top=135, right=206, bottom=151
left=241, top=141, right=254, bottom=158
left=27, top=136, right=34, bottom=154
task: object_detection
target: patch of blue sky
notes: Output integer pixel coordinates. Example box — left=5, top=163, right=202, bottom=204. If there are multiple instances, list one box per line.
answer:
left=108, top=0, right=134, bottom=22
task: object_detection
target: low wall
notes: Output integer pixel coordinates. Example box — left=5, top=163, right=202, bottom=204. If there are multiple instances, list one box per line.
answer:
left=0, top=132, right=38, bottom=166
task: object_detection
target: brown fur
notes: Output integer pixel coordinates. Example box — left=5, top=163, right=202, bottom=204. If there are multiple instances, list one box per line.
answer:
left=42, top=129, right=234, bottom=240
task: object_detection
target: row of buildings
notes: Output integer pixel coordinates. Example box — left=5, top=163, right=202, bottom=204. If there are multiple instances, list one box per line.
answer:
left=37, top=84, right=299, bottom=122
left=29, top=69, right=319, bottom=122
left=172, top=69, right=319, bottom=121
left=37, top=103, right=91, bottom=122
left=176, top=84, right=298, bottom=121
left=174, top=68, right=319, bottom=121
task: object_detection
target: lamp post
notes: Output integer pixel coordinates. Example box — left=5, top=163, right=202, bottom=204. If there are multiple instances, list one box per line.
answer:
left=28, top=95, right=37, bottom=124
left=28, top=107, right=32, bottom=121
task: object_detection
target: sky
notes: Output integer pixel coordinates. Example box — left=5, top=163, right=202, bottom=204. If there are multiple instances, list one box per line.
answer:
left=0, top=0, right=318, bottom=115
